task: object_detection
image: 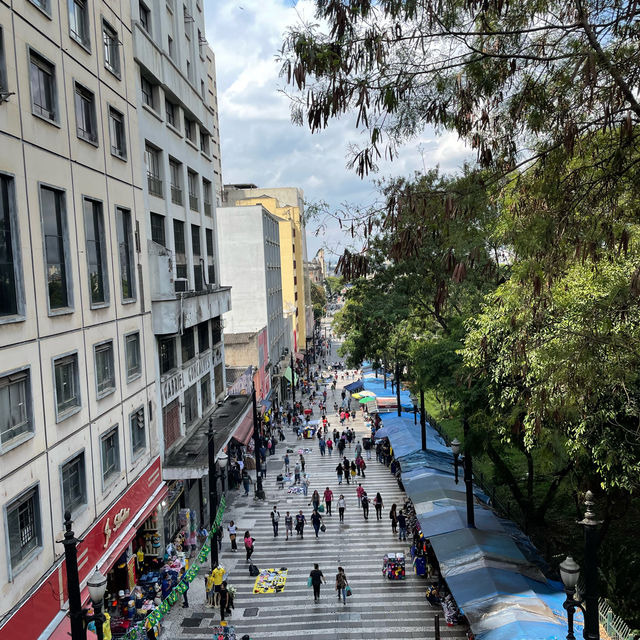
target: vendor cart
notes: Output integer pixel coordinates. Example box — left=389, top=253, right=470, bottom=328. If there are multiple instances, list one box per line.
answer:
left=382, top=553, right=406, bottom=580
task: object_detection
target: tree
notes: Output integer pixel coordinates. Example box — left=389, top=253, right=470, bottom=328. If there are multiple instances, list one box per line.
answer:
left=310, top=280, right=327, bottom=320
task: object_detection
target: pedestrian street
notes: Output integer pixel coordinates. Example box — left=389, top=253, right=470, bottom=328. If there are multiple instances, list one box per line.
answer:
left=160, top=348, right=469, bottom=639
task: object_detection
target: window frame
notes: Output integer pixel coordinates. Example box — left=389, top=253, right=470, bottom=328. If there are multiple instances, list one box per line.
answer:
left=197, top=321, right=209, bottom=353
left=0, top=27, right=7, bottom=95
left=100, top=426, right=120, bottom=488
left=4, top=484, right=42, bottom=580
left=165, top=98, right=177, bottom=128
left=181, top=326, right=195, bottom=364
left=39, top=184, right=73, bottom=315
left=184, top=382, right=198, bottom=426
left=124, top=331, right=142, bottom=382
left=115, top=206, right=136, bottom=303
left=108, top=105, right=127, bottom=160
left=145, top=144, right=163, bottom=197
left=159, top=336, right=177, bottom=375
left=28, top=48, right=58, bottom=124
left=150, top=212, right=166, bottom=247
left=53, top=351, right=81, bottom=422
left=130, top=407, right=146, bottom=457
left=94, top=340, right=116, bottom=399
left=0, top=172, right=26, bottom=323
left=0, top=366, right=34, bottom=453
left=139, top=1, right=151, bottom=34
left=102, top=19, right=120, bottom=77
left=27, top=0, right=52, bottom=17
left=60, top=451, right=87, bottom=518
left=140, top=72, right=155, bottom=110
left=68, top=0, right=91, bottom=50
left=74, top=82, right=98, bottom=146
left=83, top=196, right=110, bottom=307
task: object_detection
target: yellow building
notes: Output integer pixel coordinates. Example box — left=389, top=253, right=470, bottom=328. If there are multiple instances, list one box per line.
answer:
left=223, top=186, right=311, bottom=353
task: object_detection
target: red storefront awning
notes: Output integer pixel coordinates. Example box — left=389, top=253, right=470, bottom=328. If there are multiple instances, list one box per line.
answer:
left=294, top=352, right=305, bottom=361
left=232, top=410, right=254, bottom=445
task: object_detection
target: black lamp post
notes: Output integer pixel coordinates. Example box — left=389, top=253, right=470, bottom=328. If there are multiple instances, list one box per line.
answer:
left=395, top=362, right=401, bottom=417
left=252, top=382, right=265, bottom=500
left=409, top=393, right=417, bottom=425
left=207, top=418, right=219, bottom=568
left=559, top=491, right=601, bottom=640
left=463, top=418, right=475, bottom=528
left=419, top=390, right=427, bottom=452
left=290, top=352, right=296, bottom=405
left=451, top=438, right=460, bottom=484
left=61, top=512, right=108, bottom=640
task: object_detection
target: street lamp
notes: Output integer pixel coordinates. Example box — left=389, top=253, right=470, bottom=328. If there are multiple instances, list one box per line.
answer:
left=252, top=382, right=266, bottom=500
left=290, top=352, right=296, bottom=405
left=409, top=392, right=418, bottom=425
left=61, top=513, right=107, bottom=640
left=463, top=417, right=475, bottom=528
left=451, top=438, right=461, bottom=484
left=559, top=491, right=601, bottom=640
left=419, top=389, right=427, bottom=452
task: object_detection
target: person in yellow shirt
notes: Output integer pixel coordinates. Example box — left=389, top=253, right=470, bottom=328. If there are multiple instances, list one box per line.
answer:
left=207, top=565, right=225, bottom=607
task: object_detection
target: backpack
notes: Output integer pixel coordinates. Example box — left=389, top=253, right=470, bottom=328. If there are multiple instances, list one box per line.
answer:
left=249, top=563, right=259, bottom=577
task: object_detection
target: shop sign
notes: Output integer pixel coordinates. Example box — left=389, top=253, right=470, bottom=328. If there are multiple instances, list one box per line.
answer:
left=103, top=507, right=131, bottom=548
left=161, top=353, right=212, bottom=405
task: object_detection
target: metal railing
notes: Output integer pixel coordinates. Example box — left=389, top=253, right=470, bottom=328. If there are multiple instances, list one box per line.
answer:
left=148, top=175, right=163, bottom=197
left=599, top=599, right=637, bottom=640
left=171, top=186, right=183, bottom=205
left=189, top=194, right=199, bottom=211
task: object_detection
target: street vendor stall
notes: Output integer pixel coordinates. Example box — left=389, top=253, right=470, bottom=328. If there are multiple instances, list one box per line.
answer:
left=383, top=553, right=406, bottom=580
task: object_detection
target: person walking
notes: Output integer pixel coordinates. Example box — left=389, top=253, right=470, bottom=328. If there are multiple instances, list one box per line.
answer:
left=343, top=458, right=351, bottom=485
left=397, top=509, right=408, bottom=541
left=310, top=489, right=320, bottom=512
left=338, top=494, right=346, bottom=523
left=285, top=511, right=293, bottom=540
left=296, top=510, right=306, bottom=539
left=300, top=454, right=306, bottom=473
left=178, top=568, right=189, bottom=608
left=350, top=460, right=357, bottom=481
left=271, top=505, right=280, bottom=537
left=244, top=531, right=255, bottom=561
left=227, top=521, right=237, bottom=552
left=309, top=563, right=326, bottom=602
left=374, top=492, right=384, bottom=520
left=361, top=491, right=370, bottom=520
left=354, top=440, right=362, bottom=459
left=336, top=463, right=343, bottom=485
left=335, top=567, right=349, bottom=605
left=241, top=471, right=252, bottom=496
left=327, top=438, right=333, bottom=456
left=219, top=581, right=230, bottom=622
left=358, top=456, right=367, bottom=478
left=323, top=487, right=333, bottom=516
left=356, top=483, right=365, bottom=501
left=284, top=453, right=290, bottom=474
left=302, top=473, right=310, bottom=497
left=389, top=503, right=398, bottom=534
left=294, top=462, right=301, bottom=485
left=311, top=509, right=322, bottom=538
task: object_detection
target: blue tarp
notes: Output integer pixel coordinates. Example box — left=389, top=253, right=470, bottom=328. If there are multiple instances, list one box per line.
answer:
left=343, top=380, right=364, bottom=393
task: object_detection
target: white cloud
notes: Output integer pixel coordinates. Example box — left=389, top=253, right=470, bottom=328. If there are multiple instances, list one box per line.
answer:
left=205, top=0, right=473, bottom=257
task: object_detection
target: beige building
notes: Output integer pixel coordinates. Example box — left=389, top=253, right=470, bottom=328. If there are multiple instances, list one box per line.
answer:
left=0, top=0, right=162, bottom=636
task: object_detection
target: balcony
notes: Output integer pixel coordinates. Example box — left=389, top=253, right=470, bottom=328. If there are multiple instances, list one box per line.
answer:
left=204, top=201, right=212, bottom=217
left=148, top=175, right=163, bottom=197
left=171, top=186, right=183, bottom=205
left=189, top=194, right=199, bottom=211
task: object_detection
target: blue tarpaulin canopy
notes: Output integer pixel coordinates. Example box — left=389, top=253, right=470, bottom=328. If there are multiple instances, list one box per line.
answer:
left=343, top=380, right=364, bottom=393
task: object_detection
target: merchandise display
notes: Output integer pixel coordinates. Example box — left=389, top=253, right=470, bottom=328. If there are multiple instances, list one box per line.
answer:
left=252, top=568, right=288, bottom=594
left=383, top=553, right=406, bottom=580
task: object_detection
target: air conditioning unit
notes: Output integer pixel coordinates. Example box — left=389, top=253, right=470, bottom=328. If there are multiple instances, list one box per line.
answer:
left=174, top=278, right=188, bottom=293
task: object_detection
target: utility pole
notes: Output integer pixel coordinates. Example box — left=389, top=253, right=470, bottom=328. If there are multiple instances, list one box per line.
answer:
left=290, top=352, right=296, bottom=405
left=252, top=383, right=265, bottom=500
left=395, top=362, right=401, bottom=417
left=420, top=390, right=426, bottom=451
left=463, top=418, right=475, bottom=528
left=207, top=418, right=219, bottom=567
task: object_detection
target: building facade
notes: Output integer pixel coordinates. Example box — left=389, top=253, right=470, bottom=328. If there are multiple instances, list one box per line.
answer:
left=216, top=204, right=288, bottom=406
left=0, top=0, right=162, bottom=636
left=132, top=0, right=247, bottom=530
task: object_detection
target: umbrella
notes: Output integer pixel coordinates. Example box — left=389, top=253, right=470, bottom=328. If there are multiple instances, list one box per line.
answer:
left=359, top=397, right=372, bottom=404
left=359, top=390, right=376, bottom=397
left=351, top=393, right=363, bottom=399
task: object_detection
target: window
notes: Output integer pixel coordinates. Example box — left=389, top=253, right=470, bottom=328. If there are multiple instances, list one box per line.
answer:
left=206, top=228, right=215, bottom=285
left=191, top=224, right=202, bottom=290
left=184, top=116, right=194, bottom=142
left=29, top=0, right=50, bottom=12
left=61, top=453, right=86, bottom=516
left=141, top=73, right=154, bottom=109
left=94, top=341, right=115, bottom=397
left=167, top=35, right=174, bottom=59
left=69, top=0, right=90, bottom=48
left=187, top=171, right=198, bottom=211
left=200, top=130, right=209, bottom=155
left=173, top=220, right=187, bottom=281
left=186, top=59, right=192, bottom=82
left=150, top=213, right=165, bottom=246
left=200, top=80, right=205, bottom=100
left=0, top=175, right=23, bottom=319
left=29, top=50, right=56, bottom=121
left=159, top=337, right=176, bottom=374
left=145, top=144, right=162, bottom=196
left=184, top=383, right=197, bottom=425
left=165, top=98, right=176, bottom=128
left=139, top=1, right=151, bottom=34
left=0, top=28, right=7, bottom=94
left=83, top=198, right=109, bottom=305
left=116, top=207, right=136, bottom=301
left=200, top=373, right=211, bottom=410
left=0, top=369, right=32, bottom=447
left=183, top=5, right=191, bottom=39
left=181, top=326, right=195, bottom=363
left=6, top=487, right=41, bottom=574
left=54, top=353, right=80, bottom=419
left=198, top=321, right=209, bottom=352
left=202, top=179, right=212, bottom=217
left=211, top=316, right=221, bottom=345
left=41, top=186, right=71, bottom=310
left=169, top=159, right=182, bottom=204
left=74, top=83, right=97, bottom=144
left=108, top=107, right=126, bottom=159
left=100, top=427, right=120, bottom=485
left=125, top=333, right=141, bottom=381
left=130, top=407, right=145, bottom=454
left=102, top=20, right=120, bottom=75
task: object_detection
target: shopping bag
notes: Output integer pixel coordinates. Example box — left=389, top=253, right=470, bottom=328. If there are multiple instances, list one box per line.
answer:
left=320, top=524, right=326, bottom=532
left=307, top=577, right=313, bottom=587
left=318, top=504, right=325, bottom=513
left=345, top=585, right=352, bottom=597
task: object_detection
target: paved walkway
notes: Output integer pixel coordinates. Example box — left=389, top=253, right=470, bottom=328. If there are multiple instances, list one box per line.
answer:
left=160, top=325, right=468, bottom=639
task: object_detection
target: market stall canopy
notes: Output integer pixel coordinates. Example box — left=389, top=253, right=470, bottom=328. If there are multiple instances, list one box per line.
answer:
left=283, top=366, right=298, bottom=385
left=414, top=501, right=504, bottom=538
left=344, top=380, right=364, bottom=393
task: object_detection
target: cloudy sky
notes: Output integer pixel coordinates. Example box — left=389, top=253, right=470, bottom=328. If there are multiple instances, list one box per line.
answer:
left=204, top=0, right=471, bottom=262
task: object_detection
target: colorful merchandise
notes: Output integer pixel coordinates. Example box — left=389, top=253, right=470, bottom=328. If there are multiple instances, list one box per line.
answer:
left=252, top=568, right=288, bottom=594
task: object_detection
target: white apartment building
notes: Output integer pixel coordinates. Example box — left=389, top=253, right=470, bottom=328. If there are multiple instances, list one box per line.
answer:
left=132, top=0, right=248, bottom=526
left=217, top=205, right=288, bottom=408
left=0, top=0, right=163, bottom=637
